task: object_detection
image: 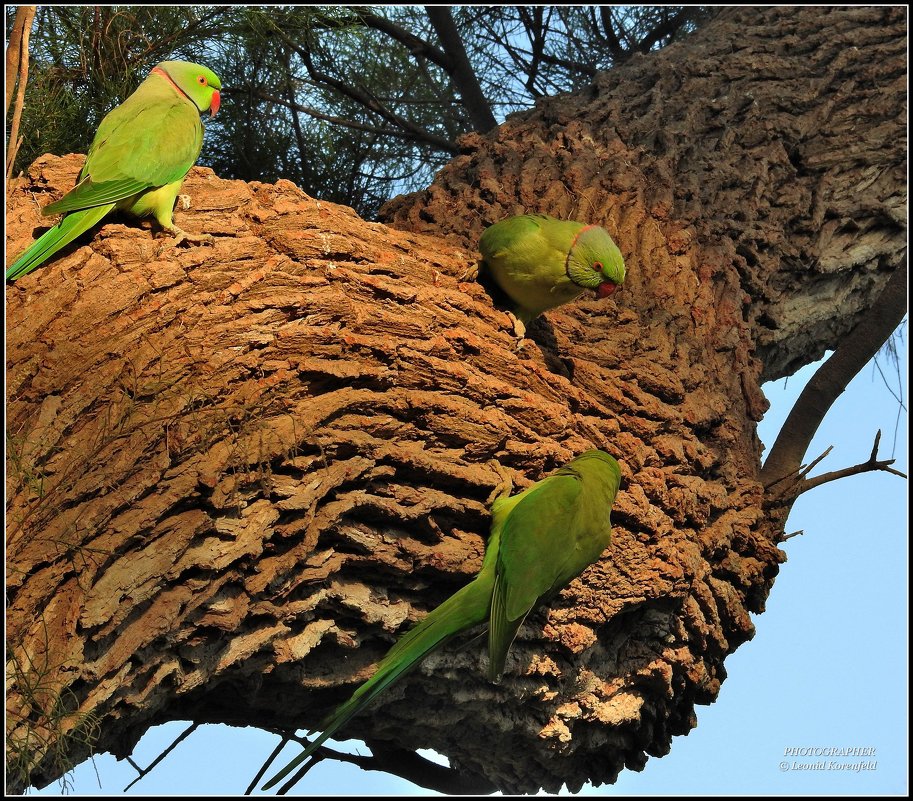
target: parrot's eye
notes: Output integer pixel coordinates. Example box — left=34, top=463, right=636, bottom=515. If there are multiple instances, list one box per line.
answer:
left=592, top=261, right=603, bottom=272
left=198, top=76, right=207, bottom=85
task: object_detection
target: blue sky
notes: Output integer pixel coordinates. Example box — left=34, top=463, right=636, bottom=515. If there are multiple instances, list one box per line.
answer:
left=32, top=328, right=908, bottom=796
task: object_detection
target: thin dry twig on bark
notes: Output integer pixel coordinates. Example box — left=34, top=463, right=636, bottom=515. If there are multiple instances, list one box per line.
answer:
left=5, top=5, right=36, bottom=185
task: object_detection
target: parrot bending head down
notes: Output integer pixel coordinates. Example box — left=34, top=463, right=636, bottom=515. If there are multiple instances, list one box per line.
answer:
left=7, top=60, right=222, bottom=282
left=478, top=213, right=626, bottom=326
left=262, top=449, right=622, bottom=791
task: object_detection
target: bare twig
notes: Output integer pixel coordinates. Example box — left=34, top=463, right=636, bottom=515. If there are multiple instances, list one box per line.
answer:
left=221, top=86, right=458, bottom=153
left=244, top=733, right=293, bottom=795
left=122, top=722, right=199, bottom=791
left=799, top=429, right=907, bottom=495
left=797, top=445, right=834, bottom=481
left=275, top=750, right=325, bottom=795
left=263, top=20, right=460, bottom=153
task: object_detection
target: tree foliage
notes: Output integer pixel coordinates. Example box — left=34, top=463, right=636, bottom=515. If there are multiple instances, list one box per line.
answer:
left=6, top=5, right=707, bottom=217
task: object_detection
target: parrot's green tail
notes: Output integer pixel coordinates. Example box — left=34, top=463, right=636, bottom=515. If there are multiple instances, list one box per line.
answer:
left=7, top=204, right=114, bottom=281
left=261, top=573, right=493, bottom=791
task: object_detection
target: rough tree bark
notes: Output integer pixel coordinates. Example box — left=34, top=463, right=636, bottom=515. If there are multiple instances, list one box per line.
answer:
left=5, top=6, right=906, bottom=795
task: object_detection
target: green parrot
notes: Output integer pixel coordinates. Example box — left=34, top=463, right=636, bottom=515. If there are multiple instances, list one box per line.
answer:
left=6, top=60, right=221, bottom=281
left=262, top=449, right=622, bottom=791
left=478, top=213, right=626, bottom=326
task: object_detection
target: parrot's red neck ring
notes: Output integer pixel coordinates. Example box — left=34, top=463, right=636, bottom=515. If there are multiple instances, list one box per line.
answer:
left=152, top=66, right=200, bottom=111
left=565, top=224, right=597, bottom=277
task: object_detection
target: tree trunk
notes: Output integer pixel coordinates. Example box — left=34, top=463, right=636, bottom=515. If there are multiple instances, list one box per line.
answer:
left=5, top=6, right=905, bottom=794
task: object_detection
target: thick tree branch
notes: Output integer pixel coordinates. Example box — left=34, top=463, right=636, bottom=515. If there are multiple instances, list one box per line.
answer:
left=533, top=49, right=598, bottom=78
left=282, top=54, right=309, bottom=180
left=352, top=6, right=453, bottom=72
left=518, top=6, right=546, bottom=96
left=637, top=8, right=694, bottom=53
left=5, top=5, right=32, bottom=116
left=364, top=740, right=497, bottom=794
left=760, top=262, right=908, bottom=486
left=425, top=6, right=498, bottom=132
left=253, top=731, right=496, bottom=795
left=599, top=6, right=629, bottom=61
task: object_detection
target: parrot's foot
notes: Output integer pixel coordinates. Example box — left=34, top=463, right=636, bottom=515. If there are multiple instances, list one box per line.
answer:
left=486, top=459, right=514, bottom=505
left=159, top=226, right=214, bottom=252
left=459, top=259, right=481, bottom=282
left=506, top=311, right=527, bottom=344
left=177, top=194, right=192, bottom=210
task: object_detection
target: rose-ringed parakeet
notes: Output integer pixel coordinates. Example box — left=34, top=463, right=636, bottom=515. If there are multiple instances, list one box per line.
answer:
left=7, top=61, right=221, bottom=281
left=478, top=214, right=626, bottom=327
left=262, top=449, right=622, bottom=791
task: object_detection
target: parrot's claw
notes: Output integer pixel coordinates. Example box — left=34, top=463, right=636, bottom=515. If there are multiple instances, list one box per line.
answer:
left=159, top=226, right=214, bottom=253
left=459, top=259, right=481, bottom=282
left=506, top=311, right=527, bottom=344
left=486, top=460, right=514, bottom=505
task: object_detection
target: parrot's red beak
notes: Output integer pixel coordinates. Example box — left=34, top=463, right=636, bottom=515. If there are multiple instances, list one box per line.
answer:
left=597, top=281, right=619, bottom=298
left=210, top=91, right=221, bottom=118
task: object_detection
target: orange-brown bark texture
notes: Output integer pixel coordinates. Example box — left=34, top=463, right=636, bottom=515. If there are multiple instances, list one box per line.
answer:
left=5, top=6, right=905, bottom=794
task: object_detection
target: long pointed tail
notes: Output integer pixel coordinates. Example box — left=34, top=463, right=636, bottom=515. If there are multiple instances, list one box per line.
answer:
left=7, top=204, right=114, bottom=281
left=261, top=573, right=493, bottom=791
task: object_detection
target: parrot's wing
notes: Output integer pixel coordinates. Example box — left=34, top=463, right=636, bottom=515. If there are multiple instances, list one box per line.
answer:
left=488, top=473, right=582, bottom=679
left=43, top=87, right=203, bottom=215
left=478, top=214, right=543, bottom=260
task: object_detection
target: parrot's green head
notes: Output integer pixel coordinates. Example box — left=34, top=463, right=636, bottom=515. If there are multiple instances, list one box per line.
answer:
left=571, top=449, right=621, bottom=474
left=565, top=225, right=626, bottom=298
left=569, top=449, right=622, bottom=497
left=152, top=61, right=222, bottom=118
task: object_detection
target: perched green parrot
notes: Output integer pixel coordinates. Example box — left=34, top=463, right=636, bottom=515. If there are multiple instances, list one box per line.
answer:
left=7, top=60, right=221, bottom=281
left=478, top=213, right=626, bottom=326
left=262, top=449, right=622, bottom=791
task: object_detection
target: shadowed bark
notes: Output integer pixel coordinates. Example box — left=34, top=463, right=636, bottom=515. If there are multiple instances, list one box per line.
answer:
left=5, top=5, right=905, bottom=795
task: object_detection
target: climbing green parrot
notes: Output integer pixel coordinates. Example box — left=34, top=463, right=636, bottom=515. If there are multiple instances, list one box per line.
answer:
left=262, top=449, right=622, bottom=791
left=7, top=60, right=221, bottom=281
left=478, top=213, right=626, bottom=326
